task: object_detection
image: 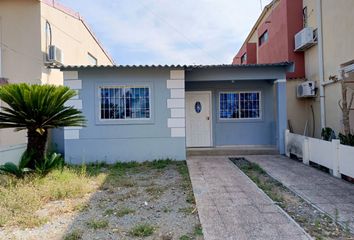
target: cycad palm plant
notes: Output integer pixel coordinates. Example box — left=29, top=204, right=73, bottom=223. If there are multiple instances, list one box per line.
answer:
left=0, top=83, right=85, bottom=168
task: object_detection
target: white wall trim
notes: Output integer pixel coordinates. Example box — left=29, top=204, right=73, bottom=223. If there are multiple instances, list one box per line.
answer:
left=167, top=70, right=185, bottom=138
left=167, top=79, right=184, bottom=89
left=171, top=128, right=186, bottom=137
left=170, top=70, right=185, bottom=80
left=168, top=118, right=185, bottom=128
left=170, top=88, right=185, bottom=99
left=171, top=108, right=185, bottom=118
left=64, top=79, right=82, bottom=90
left=65, top=99, right=82, bottom=109
left=167, top=98, right=185, bottom=109
left=63, top=71, right=79, bottom=80
left=64, top=129, right=80, bottom=140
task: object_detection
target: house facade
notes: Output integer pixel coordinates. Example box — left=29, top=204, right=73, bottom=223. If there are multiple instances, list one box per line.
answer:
left=59, top=63, right=291, bottom=163
left=233, top=0, right=354, bottom=138
left=302, top=0, right=354, bottom=137
left=0, top=0, right=114, bottom=164
left=232, top=0, right=308, bottom=137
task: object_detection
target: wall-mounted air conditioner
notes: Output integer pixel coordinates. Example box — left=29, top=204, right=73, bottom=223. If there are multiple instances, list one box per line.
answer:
left=47, top=45, right=63, bottom=65
left=294, top=27, right=317, bottom=52
left=297, top=81, right=316, bottom=98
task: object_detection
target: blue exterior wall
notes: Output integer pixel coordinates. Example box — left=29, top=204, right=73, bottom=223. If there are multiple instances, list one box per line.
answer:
left=64, top=68, right=186, bottom=163
left=185, top=80, right=276, bottom=146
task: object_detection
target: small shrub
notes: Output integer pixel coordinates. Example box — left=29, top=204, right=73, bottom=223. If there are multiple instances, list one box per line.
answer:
left=129, top=223, right=155, bottom=237
left=35, top=152, right=64, bottom=176
left=64, top=229, right=83, bottom=240
left=338, top=133, right=354, bottom=146
left=86, top=219, right=108, bottom=229
left=0, top=151, right=33, bottom=178
left=321, top=127, right=336, bottom=141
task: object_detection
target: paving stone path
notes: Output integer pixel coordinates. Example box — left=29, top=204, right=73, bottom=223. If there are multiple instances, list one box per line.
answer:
left=187, top=156, right=311, bottom=240
left=246, top=155, right=354, bottom=233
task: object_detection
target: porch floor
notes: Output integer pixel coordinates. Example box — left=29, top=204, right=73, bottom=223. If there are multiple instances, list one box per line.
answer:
left=187, top=145, right=278, bottom=157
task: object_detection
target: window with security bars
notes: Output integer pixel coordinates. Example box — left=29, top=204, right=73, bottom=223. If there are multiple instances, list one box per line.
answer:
left=219, top=92, right=261, bottom=119
left=100, top=86, right=150, bottom=120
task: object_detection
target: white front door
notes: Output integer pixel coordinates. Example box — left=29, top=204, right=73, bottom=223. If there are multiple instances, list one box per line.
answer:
left=186, top=91, right=212, bottom=147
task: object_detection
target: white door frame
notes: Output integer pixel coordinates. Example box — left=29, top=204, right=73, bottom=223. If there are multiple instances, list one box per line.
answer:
left=186, top=91, right=213, bottom=147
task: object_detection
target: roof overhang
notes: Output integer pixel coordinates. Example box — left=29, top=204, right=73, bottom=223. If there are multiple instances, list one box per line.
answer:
left=59, top=62, right=293, bottom=71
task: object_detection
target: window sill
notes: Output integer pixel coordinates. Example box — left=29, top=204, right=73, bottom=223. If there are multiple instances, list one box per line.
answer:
left=217, top=118, right=264, bottom=123
left=95, top=119, right=154, bottom=126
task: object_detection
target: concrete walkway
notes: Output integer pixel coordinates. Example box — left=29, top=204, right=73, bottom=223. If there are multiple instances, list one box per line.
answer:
left=246, top=155, right=354, bottom=233
left=187, top=156, right=311, bottom=240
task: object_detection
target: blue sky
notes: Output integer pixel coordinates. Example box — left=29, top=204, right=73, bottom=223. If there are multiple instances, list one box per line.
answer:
left=59, top=0, right=272, bottom=65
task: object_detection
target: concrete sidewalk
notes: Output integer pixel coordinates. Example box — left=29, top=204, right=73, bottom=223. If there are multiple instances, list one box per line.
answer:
left=187, top=156, right=311, bottom=240
left=245, top=155, right=354, bottom=233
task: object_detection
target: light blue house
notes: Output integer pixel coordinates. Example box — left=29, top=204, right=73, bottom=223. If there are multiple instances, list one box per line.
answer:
left=57, top=63, right=292, bottom=163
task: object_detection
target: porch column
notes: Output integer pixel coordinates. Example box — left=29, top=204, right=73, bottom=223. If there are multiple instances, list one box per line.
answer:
left=275, top=79, right=287, bottom=154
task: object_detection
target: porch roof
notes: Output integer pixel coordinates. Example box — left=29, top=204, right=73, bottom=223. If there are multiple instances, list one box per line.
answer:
left=59, top=62, right=293, bottom=71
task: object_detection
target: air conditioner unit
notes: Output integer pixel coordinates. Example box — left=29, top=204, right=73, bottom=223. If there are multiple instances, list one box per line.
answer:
left=297, top=81, right=316, bottom=98
left=294, top=27, right=317, bottom=52
left=47, top=45, right=63, bottom=65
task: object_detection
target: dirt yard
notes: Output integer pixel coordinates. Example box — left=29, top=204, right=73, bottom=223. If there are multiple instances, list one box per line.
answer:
left=0, top=160, right=203, bottom=240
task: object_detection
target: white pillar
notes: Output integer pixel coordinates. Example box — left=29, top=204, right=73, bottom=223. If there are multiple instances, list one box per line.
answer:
left=331, top=139, right=340, bottom=178
left=302, top=138, right=310, bottom=165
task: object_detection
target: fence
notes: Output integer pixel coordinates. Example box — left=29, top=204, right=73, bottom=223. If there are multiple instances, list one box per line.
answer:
left=285, top=130, right=354, bottom=179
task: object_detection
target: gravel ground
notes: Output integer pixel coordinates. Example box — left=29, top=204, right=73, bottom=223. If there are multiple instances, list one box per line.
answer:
left=0, top=162, right=203, bottom=240
left=230, top=157, right=354, bottom=240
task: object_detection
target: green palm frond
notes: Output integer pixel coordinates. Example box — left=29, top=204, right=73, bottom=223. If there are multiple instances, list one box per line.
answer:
left=0, top=83, right=86, bottom=130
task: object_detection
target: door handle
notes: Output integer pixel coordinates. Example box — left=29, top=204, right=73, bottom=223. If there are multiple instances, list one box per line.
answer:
left=206, top=116, right=210, bottom=120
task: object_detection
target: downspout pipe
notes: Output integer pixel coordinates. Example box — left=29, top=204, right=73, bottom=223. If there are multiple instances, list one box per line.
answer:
left=317, top=0, right=326, bottom=130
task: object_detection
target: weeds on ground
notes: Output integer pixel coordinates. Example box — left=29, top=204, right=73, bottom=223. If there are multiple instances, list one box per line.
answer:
left=86, top=219, right=109, bottom=229
left=0, top=166, right=105, bottom=228
left=63, top=229, right=83, bottom=240
left=129, top=223, right=155, bottom=237
left=116, top=207, right=136, bottom=217
left=230, top=157, right=354, bottom=240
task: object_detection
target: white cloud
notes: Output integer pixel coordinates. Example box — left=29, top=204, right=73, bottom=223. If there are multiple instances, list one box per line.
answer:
left=59, top=0, right=272, bottom=64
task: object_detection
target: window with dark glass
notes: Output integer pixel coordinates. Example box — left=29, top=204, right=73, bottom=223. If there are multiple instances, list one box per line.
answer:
left=219, top=92, right=261, bottom=119
left=259, top=30, right=269, bottom=46
left=241, top=53, right=247, bottom=64
left=100, top=86, right=150, bottom=120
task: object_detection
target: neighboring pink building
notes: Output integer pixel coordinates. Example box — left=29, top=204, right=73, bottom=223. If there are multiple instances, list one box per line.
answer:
left=233, top=0, right=304, bottom=79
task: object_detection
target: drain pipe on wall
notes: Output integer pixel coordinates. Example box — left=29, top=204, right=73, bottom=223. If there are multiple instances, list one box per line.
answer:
left=317, top=0, right=326, bottom=130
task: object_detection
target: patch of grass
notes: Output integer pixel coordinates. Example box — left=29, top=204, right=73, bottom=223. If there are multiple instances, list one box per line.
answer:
left=64, top=229, right=83, bottom=240
left=179, top=235, right=192, bottom=240
left=178, top=206, right=195, bottom=215
left=0, top=167, right=104, bottom=228
left=104, top=208, right=114, bottom=216
left=176, top=161, right=196, bottom=204
left=194, top=224, right=203, bottom=236
left=86, top=219, right=109, bottom=229
left=129, top=223, right=155, bottom=237
left=116, top=207, right=135, bottom=217
left=116, top=189, right=139, bottom=201
left=148, top=159, right=172, bottom=169
left=73, top=203, right=89, bottom=212
left=145, top=186, right=165, bottom=199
